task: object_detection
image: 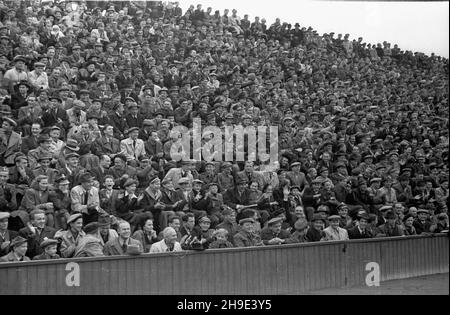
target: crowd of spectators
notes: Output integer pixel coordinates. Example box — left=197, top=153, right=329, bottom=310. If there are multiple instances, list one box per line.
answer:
left=0, top=1, right=448, bottom=262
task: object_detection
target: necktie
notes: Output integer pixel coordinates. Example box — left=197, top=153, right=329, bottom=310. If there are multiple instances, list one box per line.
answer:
left=83, top=191, right=89, bottom=205
left=122, top=242, right=127, bottom=254
left=133, top=140, right=137, bottom=159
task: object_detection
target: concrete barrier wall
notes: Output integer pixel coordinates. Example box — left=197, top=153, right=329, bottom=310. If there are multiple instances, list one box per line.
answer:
left=0, top=234, right=448, bottom=295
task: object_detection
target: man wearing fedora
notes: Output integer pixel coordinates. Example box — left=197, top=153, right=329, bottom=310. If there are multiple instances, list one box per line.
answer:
left=104, top=221, right=143, bottom=256
left=0, top=116, right=21, bottom=166
left=0, top=236, right=30, bottom=262
left=305, top=214, right=326, bottom=242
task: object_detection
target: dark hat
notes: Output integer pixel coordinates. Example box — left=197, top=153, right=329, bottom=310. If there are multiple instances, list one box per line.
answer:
left=337, top=203, right=349, bottom=210
left=123, top=178, right=138, bottom=187
left=98, top=214, right=111, bottom=227
left=236, top=177, right=249, bottom=185
left=55, top=174, right=70, bottom=185
left=10, top=236, right=27, bottom=248
left=362, top=153, right=374, bottom=160
left=49, top=95, right=62, bottom=102
left=311, top=213, right=325, bottom=222
left=417, top=209, right=429, bottom=214
left=37, top=134, right=52, bottom=143
left=82, top=222, right=99, bottom=234
left=65, top=152, right=80, bottom=160
left=385, top=211, right=396, bottom=220
left=79, top=173, right=94, bottom=183
left=38, top=152, right=52, bottom=161
left=40, top=238, right=58, bottom=249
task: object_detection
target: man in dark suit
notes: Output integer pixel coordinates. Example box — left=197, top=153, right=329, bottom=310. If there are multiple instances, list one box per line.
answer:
left=103, top=221, right=143, bottom=256
left=18, top=209, right=56, bottom=258
left=92, top=125, right=121, bottom=159
left=347, top=213, right=373, bottom=239
left=41, top=96, right=69, bottom=132
left=0, top=117, right=22, bottom=166
left=109, top=103, right=128, bottom=139
left=223, top=177, right=252, bottom=215
left=125, top=102, right=144, bottom=129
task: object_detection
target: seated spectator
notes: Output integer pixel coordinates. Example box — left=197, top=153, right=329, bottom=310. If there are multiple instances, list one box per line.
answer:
left=260, top=217, right=292, bottom=245
left=347, top=213, right=373, bottom=239
left=55, top=213, right=85, bottom=258
left=18, top=209, right=56, bottom=258
left=132, top=217, right=159, bottom=253
left=376, top=211, right=404, bottom=237
left=190, top=216, right=215, bottom=249
left=402, top=214, right=417, bottom=236
left=305, top=214, right=326, bottom=242
left=322, top=215, right=349, bottom=241
left=150, top=227, right=183, bottom=253
left=74, top=222, right=105, bottom=257
left=233, top=217, right=263, bottom=248
left=413, top=209, right=436, bottom=234
left=98, top=214, right=119, bottom=246
left=33, top=238, right=60, bottom=260
left=0, top=236, right=30, bottom=262
left=289, top=219, right=309, bottom=243
left=209, top=229, right=234, bottom=249
left=104, top=221, right=143, bottom=256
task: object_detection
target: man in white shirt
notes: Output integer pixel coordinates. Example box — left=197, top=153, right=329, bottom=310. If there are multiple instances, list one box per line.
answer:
left=322, top=215, right=349, bottom=241
left=150, top=227, right=182, bottom=253
left=3, top=55, right=28, bottom=94
left=28, top=62, right=49, bottom=90
left=70, top=173, right=100, bottom=224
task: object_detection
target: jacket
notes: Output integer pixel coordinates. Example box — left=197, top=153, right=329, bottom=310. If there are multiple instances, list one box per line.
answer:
left=260, top=227, right=292, bottom=245
left=120, top=138, right=146, bottom=162
left=103, top=237, right=143, bottom=256
left=19, top=225, right=56, bottom=258
left=70, top=185, right=100, bottom=214
left=73, top=234, right=105, bottom=257
left=0, top=252, right=31, bottom=262
left=56, top=229, right=86, bottom=258
left=92, top=136, right=121, bottom=157
left=347, top=225, right=373, bottom=239
left=149, top=239, right=182, bottom=253
left=322, top=226, right=349, bottom=241
left=132, top=230, right=159, bottom=253
left=0, top=131, right=21, bottom=165
left=233, top=230, right=263, bottom=247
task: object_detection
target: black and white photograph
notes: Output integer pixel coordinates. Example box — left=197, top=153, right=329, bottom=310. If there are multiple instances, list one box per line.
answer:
left=0, top=0, right=448, bottom=297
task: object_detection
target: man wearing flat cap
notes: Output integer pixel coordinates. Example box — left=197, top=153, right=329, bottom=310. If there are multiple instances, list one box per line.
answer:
left=347, top=213, right=373, bottom=239
left=28, top=133, right=53, bottom=170
left=0, top=236, right=30, bottom=262
left=32, top=238, right=60, bottom=260
left=260, top=217, right=292, bottom=245
left=413, top=209, right=436, bottom=234
left=322, top=215, right=349, bottom=241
